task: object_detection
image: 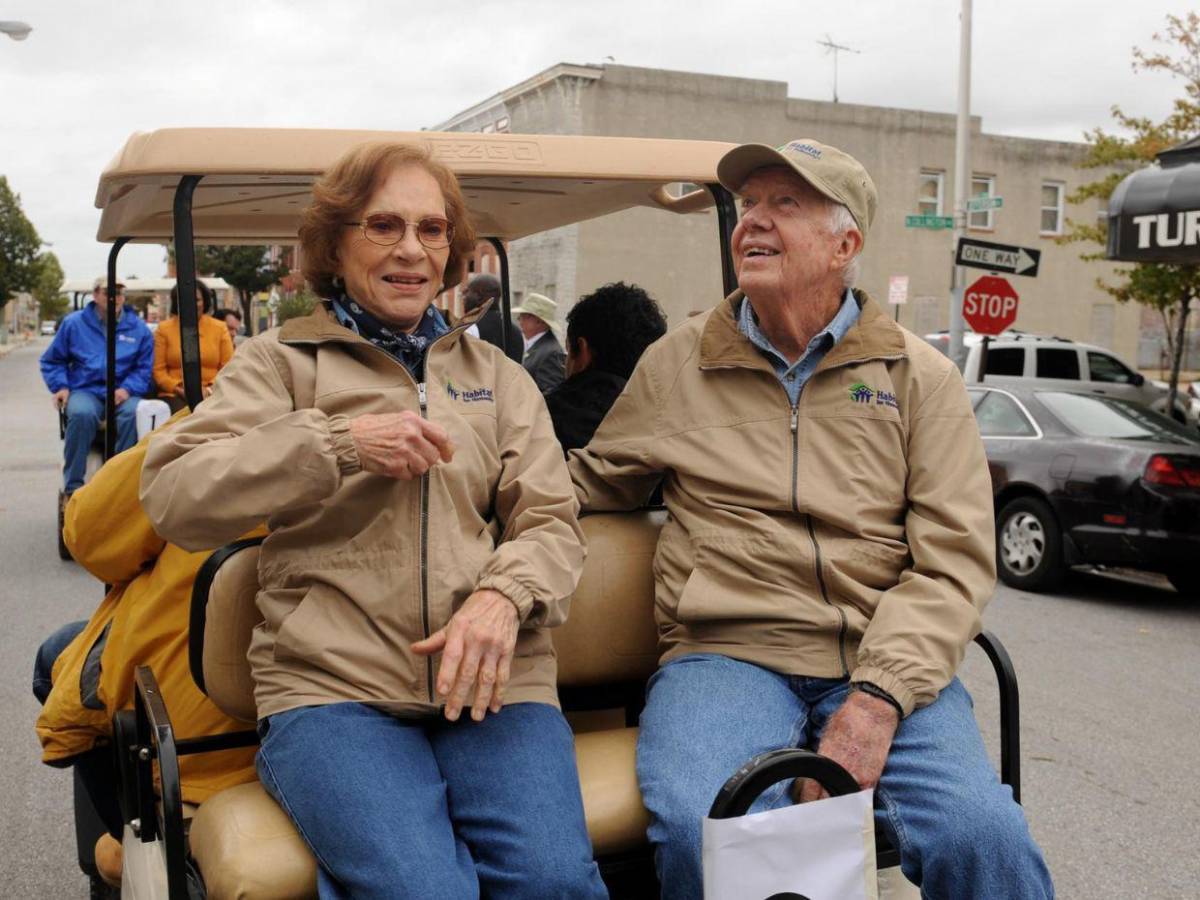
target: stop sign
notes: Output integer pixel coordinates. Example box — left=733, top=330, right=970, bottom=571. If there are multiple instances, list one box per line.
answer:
left=963, top=275, right=1019, bottom=336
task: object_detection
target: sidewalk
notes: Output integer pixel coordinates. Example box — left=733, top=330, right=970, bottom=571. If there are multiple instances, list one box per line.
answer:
left=0, top=334, right=36, bottom=359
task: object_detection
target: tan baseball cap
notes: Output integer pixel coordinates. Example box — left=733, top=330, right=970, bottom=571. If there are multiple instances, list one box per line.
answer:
left=93, top=277, right=126, bottom=291
left=510, top=292, right=561, bottom=335
left=717, top=139, right=878, bottom=244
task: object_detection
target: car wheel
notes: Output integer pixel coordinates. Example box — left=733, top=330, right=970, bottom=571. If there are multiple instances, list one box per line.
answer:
left=1167, top=571, right=1200, bottom=598
left=996, top=496, right=1065, bottom=592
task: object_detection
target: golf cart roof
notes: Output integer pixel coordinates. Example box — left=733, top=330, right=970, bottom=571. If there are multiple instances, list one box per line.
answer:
left=95, top=128, right=739, bottom=244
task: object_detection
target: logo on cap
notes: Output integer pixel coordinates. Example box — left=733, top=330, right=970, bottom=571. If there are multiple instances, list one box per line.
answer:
left=780, top=141, right=823, bottom=160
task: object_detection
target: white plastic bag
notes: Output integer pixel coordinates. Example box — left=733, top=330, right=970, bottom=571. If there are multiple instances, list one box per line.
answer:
left=702, top=789, right=877, bottom=900
left=136, top=399, right=172, bottom=440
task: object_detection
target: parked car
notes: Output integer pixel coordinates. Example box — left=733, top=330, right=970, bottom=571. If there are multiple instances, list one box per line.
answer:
left=926, top=331, right=1197, bottom=426
left=970, top=384, right=1200, bottom=596
left=40, top=320, right=56, bottom=336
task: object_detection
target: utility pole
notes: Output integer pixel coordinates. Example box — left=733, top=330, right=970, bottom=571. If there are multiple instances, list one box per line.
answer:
left=816, top=35, right=860, bottom=103
left=948, top=0, right=972, bottom=369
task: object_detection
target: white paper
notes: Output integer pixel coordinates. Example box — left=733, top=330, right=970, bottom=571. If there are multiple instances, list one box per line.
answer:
left=702, top=789, right=876, bottom=900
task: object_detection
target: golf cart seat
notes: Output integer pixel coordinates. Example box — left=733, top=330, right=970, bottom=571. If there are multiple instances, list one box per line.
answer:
left=180, top=510, right=664, bottom=899
left=133, top=509, right=1019, bottom=899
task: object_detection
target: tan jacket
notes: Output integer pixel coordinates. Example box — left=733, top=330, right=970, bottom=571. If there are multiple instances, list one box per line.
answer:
left=569, top=291, right=995, bottom=716
left=141, top=304, right=585, bottom=720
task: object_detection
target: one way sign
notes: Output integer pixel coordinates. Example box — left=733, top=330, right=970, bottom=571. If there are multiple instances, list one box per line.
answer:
left=955, top=237, right=1041, bottom=277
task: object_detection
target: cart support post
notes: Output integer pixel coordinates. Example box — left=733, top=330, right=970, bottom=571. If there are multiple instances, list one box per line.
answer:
left=105, top=238, right=131, bottom=461
left=707, top=183, right=739, bottom=296
left=173, top=176, right=205, bottom=411
left=485, top=237, right=520, bottom=362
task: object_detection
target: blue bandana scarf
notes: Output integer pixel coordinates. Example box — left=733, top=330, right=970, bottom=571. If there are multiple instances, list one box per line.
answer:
left=331, top=295, right=450, bottom=376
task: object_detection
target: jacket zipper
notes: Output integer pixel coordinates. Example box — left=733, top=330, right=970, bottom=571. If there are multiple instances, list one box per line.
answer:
left=417, top=380, right=434, bottom=703
left=791, top=402, right=850, bottom=676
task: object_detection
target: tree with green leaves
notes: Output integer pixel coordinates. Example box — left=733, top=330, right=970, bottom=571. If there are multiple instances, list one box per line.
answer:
left=0, top=175, right=43, bottom=341
left=31, top=251, right=67, bottom=323
left=193, top=245, right=289, bottom=335
left=1064, top=12, right=1200, bottom=413
left=275, top=288, right=319, bottom=324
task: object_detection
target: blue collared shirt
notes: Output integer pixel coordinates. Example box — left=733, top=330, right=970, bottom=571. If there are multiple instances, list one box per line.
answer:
left=738, top=289, right=861, bottom=407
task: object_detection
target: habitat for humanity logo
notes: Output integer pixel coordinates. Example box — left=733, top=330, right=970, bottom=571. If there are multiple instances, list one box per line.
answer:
left=445, top=380, right=494, bottom=403
left=849, top=382, right=899, bottom=410
left=780, top=141, right=822, bottom=159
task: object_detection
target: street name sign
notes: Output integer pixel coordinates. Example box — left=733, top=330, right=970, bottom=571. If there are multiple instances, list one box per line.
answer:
left=963, top=275, right=1019, bottom=335
left=967, top=195, right=1004, bottom=211
left=905, top=214, right=954, bottom=230
left=955, top=237, right=1041, bottom=277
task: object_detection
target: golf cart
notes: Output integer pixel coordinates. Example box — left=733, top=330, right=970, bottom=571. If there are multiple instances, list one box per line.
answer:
left=85, top=127, right=1021, bottom=899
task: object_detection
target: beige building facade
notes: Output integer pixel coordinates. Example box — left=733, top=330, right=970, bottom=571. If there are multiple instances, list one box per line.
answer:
left=435, top=64, right=1141, bottom=364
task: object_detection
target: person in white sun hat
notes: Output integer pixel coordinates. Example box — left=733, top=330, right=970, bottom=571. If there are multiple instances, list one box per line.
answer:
left=511, top=292, right=565, bottom=393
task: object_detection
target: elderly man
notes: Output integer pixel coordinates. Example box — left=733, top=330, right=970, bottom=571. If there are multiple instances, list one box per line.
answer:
left=462, top=273, right=522, bottom=359
left=511, top=292, right=565, bottom=393
left=40, top=279, right=153, bottom=495
left=568, top=140, right=1053, bottom=898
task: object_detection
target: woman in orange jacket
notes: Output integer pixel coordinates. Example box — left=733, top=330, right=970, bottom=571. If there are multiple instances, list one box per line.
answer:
left=153, top=282, right=233, bottom=411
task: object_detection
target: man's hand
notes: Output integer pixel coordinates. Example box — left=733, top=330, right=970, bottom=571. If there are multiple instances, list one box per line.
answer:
left=113, top=388, right=130, bottom=405
left=173, top=384, right=186, bottom=399
left=797, top=690, right=900, bottom=803
left=349, top=411, right=454, bottom=480
left=411, top=589, right=520, bottom=722
left=52, top=388, right=70, bottom=410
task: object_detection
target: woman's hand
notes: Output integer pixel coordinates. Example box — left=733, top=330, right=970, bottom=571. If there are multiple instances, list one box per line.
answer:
left=411, top=589, right=520, bottom=722
left=349, top=411, right=454, bottom=480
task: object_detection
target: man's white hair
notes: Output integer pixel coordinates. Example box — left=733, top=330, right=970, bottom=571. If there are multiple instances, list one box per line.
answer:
left=827, top=202, right=861, bottom=289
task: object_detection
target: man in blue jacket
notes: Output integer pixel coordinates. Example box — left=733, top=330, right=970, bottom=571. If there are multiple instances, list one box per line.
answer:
left=40, top=279, right=153, bottom=494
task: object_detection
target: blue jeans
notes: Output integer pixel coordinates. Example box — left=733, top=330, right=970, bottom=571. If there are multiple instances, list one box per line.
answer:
left=637, top=654, right=1054, bottom=900
left=63, top=390, right=139, bottom=493
left=255, top=701, right=608, bottom=900
left=33, top=619, right=88, bottom=704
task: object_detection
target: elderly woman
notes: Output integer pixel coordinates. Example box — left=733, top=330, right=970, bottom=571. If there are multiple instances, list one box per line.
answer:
left=153, top=281, right=233, bottom=411
left=140, top=143, right=605, bottom=899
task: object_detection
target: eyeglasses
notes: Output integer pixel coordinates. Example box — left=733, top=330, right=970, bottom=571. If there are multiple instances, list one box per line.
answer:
left=344, top=213, right=454, bottom=249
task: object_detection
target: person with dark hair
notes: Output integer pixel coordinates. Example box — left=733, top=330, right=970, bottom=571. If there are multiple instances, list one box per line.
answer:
left=545, top=282, right=667, bottom=453
left=154, top=282, right=232, bottom=411
left=462, top=273, right=521, bottom=359
left=213, top=306, right=246, bottom=347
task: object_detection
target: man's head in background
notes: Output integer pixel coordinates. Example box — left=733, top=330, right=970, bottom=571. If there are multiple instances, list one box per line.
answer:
left=565, top=282, right=667, bottom=380
left=462, top=273, right=502, bottom=313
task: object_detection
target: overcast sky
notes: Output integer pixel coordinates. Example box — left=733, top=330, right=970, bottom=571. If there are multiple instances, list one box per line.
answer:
left=0, top=0, right=1193, bottom=282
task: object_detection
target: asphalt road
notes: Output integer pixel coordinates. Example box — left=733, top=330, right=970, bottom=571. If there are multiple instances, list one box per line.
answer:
left=1, top=336, right=1198, bottom=898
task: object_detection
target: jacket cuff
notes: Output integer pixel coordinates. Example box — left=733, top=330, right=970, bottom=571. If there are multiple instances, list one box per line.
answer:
left=326, top=414, right=362, bottom=476
left=849, top=665, right=917, bottom=718
left=474, top=573, right=536, bottom=624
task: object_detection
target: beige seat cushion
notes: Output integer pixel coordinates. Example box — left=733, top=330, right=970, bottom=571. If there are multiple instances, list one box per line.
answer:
left=190, top=728, right=650, bottom=898
left=576, top=726, right=651, bottom=856
left=189, top=781, right=318, bottom=900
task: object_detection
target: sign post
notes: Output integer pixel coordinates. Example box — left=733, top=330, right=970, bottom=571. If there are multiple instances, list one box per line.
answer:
left=887, top=275, right=909, bottom=322
left=963, top=274, right=1019, bottom=382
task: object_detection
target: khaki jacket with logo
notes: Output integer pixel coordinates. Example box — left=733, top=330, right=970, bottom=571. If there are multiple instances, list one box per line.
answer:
left=569, top=290, right=995, bottom=716
left=141, top=303, right=585, bottom=720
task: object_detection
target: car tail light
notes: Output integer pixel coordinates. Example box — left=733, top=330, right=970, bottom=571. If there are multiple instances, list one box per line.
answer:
left=1144, top=455, right=1200, bottom=488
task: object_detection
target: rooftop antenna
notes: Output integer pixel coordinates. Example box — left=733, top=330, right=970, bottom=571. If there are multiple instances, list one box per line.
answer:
left=816, top=34, right=860, bottom=103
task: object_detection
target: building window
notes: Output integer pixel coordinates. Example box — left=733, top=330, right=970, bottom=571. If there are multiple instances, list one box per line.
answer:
left=1041, top=181, right=1064, bottom=235
left=918, top=171, right=944, bottom=216
left=968, top=175, right=996, bottom=230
